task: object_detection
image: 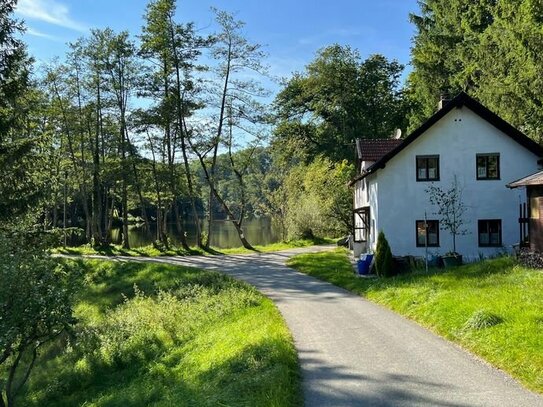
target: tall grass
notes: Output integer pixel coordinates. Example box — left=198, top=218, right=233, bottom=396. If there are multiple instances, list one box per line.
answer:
left=21, top=260, right=300, bottom=406
left=287, top=249, right=543, bottom=393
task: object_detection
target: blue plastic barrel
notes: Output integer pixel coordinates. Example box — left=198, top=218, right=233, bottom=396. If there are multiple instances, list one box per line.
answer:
left=357, top=254, right=374, bottom=275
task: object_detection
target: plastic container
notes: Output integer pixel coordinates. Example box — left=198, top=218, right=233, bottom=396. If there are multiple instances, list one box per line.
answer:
left=357, top=254, right=374, bottom=275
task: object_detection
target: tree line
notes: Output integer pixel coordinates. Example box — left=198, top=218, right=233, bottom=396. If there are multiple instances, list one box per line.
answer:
left=4, top=1, right=543, bottom=403
left=3, top=0, right=543, bottom=253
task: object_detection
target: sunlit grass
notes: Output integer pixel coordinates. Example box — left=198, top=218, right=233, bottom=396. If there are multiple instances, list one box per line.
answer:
left=287, top=249, right=543, bottom=394
left=51, top=244, right=205, bottom=257
left=52, top=237, right=336, bottom=257
left=218, top=237, right=336, bottom=255
left=21, top=260, right=301, bottom=406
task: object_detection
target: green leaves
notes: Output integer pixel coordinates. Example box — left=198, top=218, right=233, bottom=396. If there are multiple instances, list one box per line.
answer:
left=408, top=0, right=543, bottom=141
left=375, top=231, right=394, bottom=278
left=273, top=45, right=407, bottom=163
left=426, top=177, right=469, bottom=253
left=279, top=156, right=353, bottom=239
left=0, top=232, right=78, bottom=405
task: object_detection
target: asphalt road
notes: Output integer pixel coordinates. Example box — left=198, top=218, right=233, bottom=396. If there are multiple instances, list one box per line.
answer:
left=79, top=247, right=543, bottom=407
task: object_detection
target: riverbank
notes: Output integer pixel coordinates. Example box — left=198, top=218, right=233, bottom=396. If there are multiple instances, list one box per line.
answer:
left=287, top=248, right=543, bottom=394
left=52, top=237, right=337, bottom=257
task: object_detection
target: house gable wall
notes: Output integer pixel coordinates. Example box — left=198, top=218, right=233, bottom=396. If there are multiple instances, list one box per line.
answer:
left=371, top=106, right=540, bottom=259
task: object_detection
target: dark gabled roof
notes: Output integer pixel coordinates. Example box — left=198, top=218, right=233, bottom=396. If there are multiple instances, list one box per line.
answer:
left=356, top=139, right=403, bottom=162
left=349, top=92, right=543, bottom=186
left=507, top=170, right=543, bottom=188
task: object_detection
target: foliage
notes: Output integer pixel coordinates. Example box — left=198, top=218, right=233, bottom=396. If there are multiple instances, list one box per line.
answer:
left=407, top=0, right=543, bottom=141
left=139, top=0, right=207, bottom=248
left=0, top=0, right=43, bottom=223
left=187, top=8, right=270, bottom=250
left=0, top=233, right=77, bottom=407
left=476, top=0, right=543, bottom=140
left=426, top=177, right=469, bottom=254
left=280, top=157, right=353, bottom=239
left=273, top=45, right=407, bottom=163
left=407, top=0, right=495, bottom=130
left=288, top=250, right=543, bottom=393
left=19, top=260, right=301, bottom=406
left=374, top=231, right=394, bottom=277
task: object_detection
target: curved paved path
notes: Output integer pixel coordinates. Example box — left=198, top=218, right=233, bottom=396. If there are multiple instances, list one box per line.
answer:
left=81, top=247, right=543, bottom=406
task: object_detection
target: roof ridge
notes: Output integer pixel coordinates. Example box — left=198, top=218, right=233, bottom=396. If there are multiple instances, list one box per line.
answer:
left=349, top=92, right=543, bottom=186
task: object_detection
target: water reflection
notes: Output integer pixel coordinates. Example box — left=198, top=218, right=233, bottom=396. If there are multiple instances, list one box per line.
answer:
left=110, top=217, right=281, bottom=249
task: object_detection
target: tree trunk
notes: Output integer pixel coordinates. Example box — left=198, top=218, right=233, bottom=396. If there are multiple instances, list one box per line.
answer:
left=105, top=192, right=116, bottom=244
left=173, top=202, right=189, bottom=250
left=121, top=179, right=129, bottom=249
left=92, top=80, right=103, bottom=245
left=168, top=24, right=203, bottom=248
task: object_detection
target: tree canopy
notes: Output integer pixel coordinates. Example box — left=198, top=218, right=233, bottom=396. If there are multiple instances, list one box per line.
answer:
left=408, top=0, right=543, bottom=141
left=273, top=44, right=407, bottom=163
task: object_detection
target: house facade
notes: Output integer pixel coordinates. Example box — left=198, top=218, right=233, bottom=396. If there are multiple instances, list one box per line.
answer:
left=351, top=92, right=543, bottom=260
left=507, top=170, right=543, bottom=252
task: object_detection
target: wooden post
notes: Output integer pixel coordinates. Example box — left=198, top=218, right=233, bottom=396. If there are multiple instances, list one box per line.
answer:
left=424, top=211, right=428, bottom=273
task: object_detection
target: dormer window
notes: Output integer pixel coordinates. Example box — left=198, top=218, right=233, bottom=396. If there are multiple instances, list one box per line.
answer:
left=476, top=154, right=500, bottom=180
left=416, top=155, right=440, bottom=181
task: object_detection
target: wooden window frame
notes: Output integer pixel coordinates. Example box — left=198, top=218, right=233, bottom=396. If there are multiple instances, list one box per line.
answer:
left=476, top=153, right=500, bottom=180
left=478, top=219, right=502, bottom=247
left=353, top=207, right=370, bottom=243
left=416, top=155, right=440, bottom=182
left=416, top=220, right=440, bottom=247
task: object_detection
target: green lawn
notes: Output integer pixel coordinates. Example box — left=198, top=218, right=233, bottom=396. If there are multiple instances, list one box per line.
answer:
left=287, top=249, right=543, bottom=394
left=219, top=237, right=335, bottom=255
left=21, top=260, right=301, bottom=406
left=52, top=237, right=335, bottom=257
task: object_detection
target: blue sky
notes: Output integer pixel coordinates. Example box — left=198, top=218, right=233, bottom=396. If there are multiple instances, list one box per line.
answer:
left=16, top=0, right=419, bottom=86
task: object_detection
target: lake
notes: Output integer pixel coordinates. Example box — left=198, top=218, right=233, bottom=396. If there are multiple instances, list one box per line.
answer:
left=110, top=217, right=282, bottom=249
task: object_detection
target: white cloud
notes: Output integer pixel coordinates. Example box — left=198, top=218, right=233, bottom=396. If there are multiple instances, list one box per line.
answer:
left=26, top=27, right=63, bottom=41
left=16, top=0, right=87, bottom=32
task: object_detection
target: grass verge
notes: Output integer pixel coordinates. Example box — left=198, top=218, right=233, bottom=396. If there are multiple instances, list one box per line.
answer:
left=287, top=248, right=543, bottom=394
left=219, top=237, right=336, bottom=255
left=52, top=237, right=336, bottom=257
left=51, top=244, right=205, bottom=257
left=21, top=260, right=301, bottom=406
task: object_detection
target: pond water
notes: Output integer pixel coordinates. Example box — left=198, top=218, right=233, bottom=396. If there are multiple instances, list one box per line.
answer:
left=110, top=217, right=281, bottom=249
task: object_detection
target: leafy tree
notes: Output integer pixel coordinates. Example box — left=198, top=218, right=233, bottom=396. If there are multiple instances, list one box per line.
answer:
left=273, top=45, right=407, bottom=163
left=0, top=233, right=77, bottom=407
left=140, top=0, right=207, bottom=249
left=188, top=9, right=269, bottom=250
left=426, top=176, right=469, bottom=254
left=374, top=231, right=393, bottom=277
left=280, top=157, right=353, bottom=239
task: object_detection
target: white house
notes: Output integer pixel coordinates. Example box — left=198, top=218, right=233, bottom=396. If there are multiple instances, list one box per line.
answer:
left=351, top=92, right=543, bottom=260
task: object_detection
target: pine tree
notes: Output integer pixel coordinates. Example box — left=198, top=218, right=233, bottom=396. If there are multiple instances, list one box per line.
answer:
left=0, top=0, right=40, bottom=224
left=375, top=231, right=394, bottom=277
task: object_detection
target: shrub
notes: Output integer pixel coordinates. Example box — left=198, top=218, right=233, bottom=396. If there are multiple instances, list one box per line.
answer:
left=374, top=231, right=394, bottom=277
left=0, top=233, right=78, bottom=406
